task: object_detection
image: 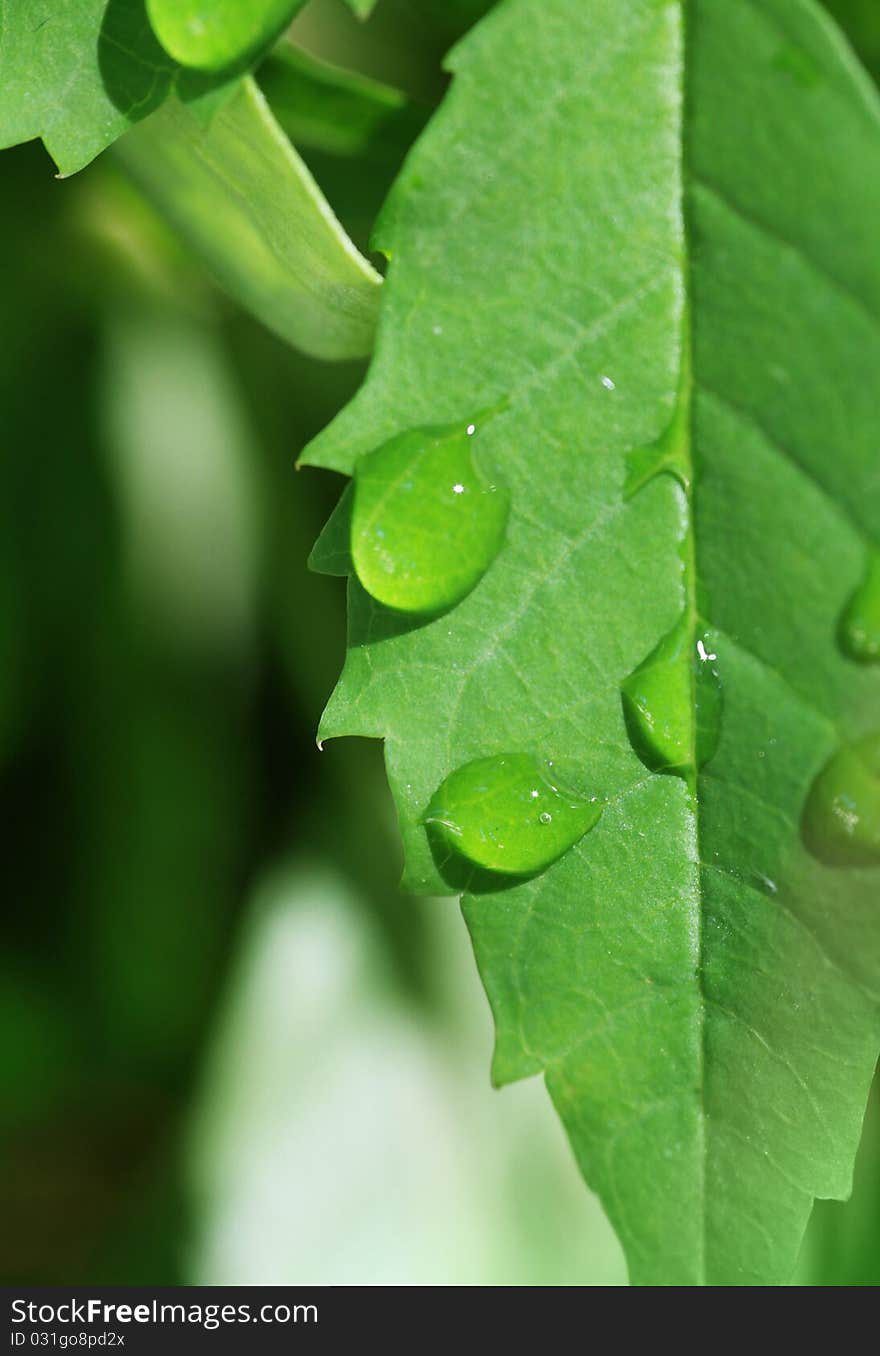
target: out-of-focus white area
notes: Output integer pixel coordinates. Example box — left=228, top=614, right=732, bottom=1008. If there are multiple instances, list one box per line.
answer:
left=186, top=863, right=627, bottom=1286
left=100, top=312, right=260, bottom=657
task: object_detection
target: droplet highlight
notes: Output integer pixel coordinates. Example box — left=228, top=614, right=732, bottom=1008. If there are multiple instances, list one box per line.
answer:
left=424, top=753, right=602, bottom=876
left=802, top=733, right=880, bottom=867
left=621, top=615, right=721, bottom=778
left=839, top=551, right=880, bottom=664
left=350, top=418, right=509, bottom=614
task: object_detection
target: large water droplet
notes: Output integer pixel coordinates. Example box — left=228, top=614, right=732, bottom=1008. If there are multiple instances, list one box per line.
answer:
left=802, top=733, right=880, bottom=867
left=839, top=551, right=880, bottom=664
left=147, top=0, right=296, bottom=71
left=424, top=753, right=602, bottom=876
left=350, top=418, right=509, bottom=614
left=621, top=616, right=721, bottom=777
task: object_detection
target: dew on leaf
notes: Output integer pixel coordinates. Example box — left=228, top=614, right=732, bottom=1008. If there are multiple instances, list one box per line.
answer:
left=624, top=392, right=691, bottom=498
left=838, top=550, right=880, bottom=663
left=423, top=753, right=602, bottom=876
left=621, top=615, right=721, bottom=778
left=146, top=0, right=298, bottom=72
left=350, top=417, right=509, bottom=614
left=802, top=733, right=880, bottom=867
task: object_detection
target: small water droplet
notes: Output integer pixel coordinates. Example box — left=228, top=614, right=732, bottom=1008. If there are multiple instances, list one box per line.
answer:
left=839, top=550, right=880, bottom=664
left=149, top=0, right=297, bottom=71
left=350, top=417, right=509, bottom=613
left=621, top=616, right=721, bottom=777
left=601, top=375, right=616, bottom=391
left=466, top=423, right=476, bottom=436
left=802, top=733, right=880, bottom=867
left=625, top=353, right=690, bottom=498
left=423, top=753, right=602, bottom=875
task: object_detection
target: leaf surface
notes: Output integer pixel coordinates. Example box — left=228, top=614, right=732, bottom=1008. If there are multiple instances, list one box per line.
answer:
left=0, top=0, right=287, bottom=175
left=115, top=78, right=381, bottom=360
left=343, top=0, right=378, bottom=17
left=304, top=0, right=880, bottom=1284
left=257, top=42, right=426, bottom=162
left=0, top=0, right=172, bottom=174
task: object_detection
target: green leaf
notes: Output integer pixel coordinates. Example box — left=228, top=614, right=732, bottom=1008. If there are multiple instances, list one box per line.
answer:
left=0, top=0, right=288, bottom=176
left=256, top=42, right=429, bottom=255
left=114, top=78, right=381, bottom=360
left=342, top=0, right=378, bottom=17
left=257, top=42, right=427, bottom=162
left=0, top=0, right=175, bottom=175
left=146, top=0, right=306, bottom=73
left=304, top=0, right=880, bottom=1285
left=824, top=0, right=880, bottom=81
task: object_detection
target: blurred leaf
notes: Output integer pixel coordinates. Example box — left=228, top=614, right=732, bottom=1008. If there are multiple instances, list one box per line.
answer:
left=305, top=0, right=880, bottom=1285
left=0, top=966, right=81, bottom=1132
left=258, top=41, right=425, bottom=160
left=257, top=42, right=428, bottom=251
left=188, top=862, right=626, bottom=1284
left=402, top=0, right=495, bottom=43
left=343, top=0, right=378, bottom=18
left=115, top=78, right=382, bottom=358
left=75, top=308, right=264, bottom=1072
left=824, top=0, right=880, bottom=80
left=100, top=311, right=260, bottom=654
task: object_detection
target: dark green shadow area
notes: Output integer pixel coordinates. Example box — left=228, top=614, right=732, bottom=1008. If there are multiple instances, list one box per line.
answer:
left=97, top=0, right=176, bottom=121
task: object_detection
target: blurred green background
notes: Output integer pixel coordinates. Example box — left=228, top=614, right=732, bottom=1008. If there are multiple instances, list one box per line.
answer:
left=0, top=0, right=878, bottom=1286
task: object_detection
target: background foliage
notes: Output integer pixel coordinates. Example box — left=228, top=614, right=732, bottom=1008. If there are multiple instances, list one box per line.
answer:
left=1, top=0, right=879, bottom=1285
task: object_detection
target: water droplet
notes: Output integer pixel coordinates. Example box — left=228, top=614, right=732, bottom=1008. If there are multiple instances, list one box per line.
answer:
left=625, top=343, right=690, bottom=498
left=802, top=733, right=880, bottom=867
left=466, top=423, right=476, bottom=436
left=423, top=753, right=602, bottom=876
left=839, top=551, right=880, bottom=664
left=601, top=375, right=616, bottom=391
left=350, top=418, right=509, bottom=613
left=147, top=0, right=298, bottom=71
left=625, top=397, right=691, bottom=498
left=621, top=615, right=722, bottom=777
